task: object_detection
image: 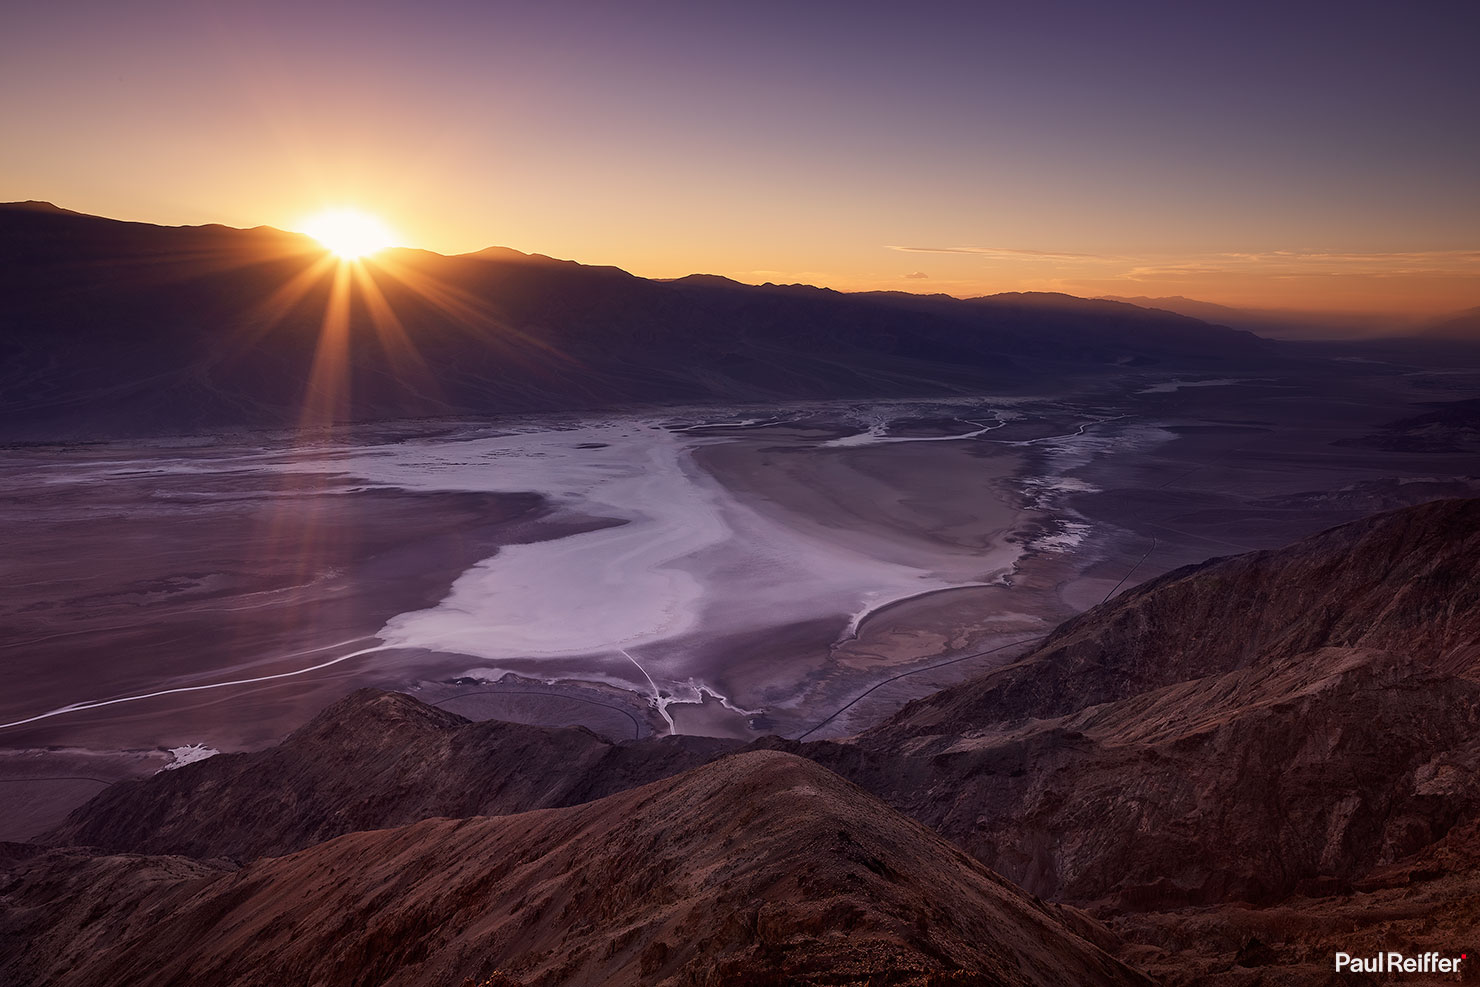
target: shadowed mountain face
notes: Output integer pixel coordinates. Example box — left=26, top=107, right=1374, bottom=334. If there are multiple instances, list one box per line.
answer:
left=831, top=499, right=1480, bottom=906
left=1096, top=294, right=1413, bottom=340
left=3, top=752, right=1149, bottom=987
left=1419, top=305, right=1480, bottom=340
left=0, top=202, right=1272, bottom=437
left=875, top=496, right=1480, bottom=736
left=1342, top=396, right=1480, bottom=454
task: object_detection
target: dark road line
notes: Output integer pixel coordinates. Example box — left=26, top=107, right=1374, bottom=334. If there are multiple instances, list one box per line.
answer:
left=1102, top=535, right=1158, bottom=604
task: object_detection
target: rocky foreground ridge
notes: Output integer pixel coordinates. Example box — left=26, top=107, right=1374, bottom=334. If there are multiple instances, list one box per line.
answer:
left=8, top=499, right=1480, bottom=985
left=5, top=753, right=1150, bottom=987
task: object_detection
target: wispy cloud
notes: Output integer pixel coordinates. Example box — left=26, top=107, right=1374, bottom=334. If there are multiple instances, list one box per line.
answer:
left=903, top=271, right=930, bottom=279
left=885, top=245, right=1120, bottom=262
left=1124, top=249, right=1480, bottom=282
left=886, top=245, right=1480, bottom=278
left=874, top=241, right=1480, bottom=311
left=1122, top=261, right=1241, bottom=281
left=1221, top=249, right=1480, bottom=264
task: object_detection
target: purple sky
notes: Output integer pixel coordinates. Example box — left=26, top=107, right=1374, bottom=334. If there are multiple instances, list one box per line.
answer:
left=5, top=0, right=1477, bottom=313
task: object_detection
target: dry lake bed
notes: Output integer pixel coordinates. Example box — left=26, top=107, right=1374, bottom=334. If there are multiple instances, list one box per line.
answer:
left=3, top=365, right=1478, bottom=839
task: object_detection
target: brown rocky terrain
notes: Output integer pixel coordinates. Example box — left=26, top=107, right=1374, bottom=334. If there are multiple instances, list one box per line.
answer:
left=44, top=690, right=736, bottom=861
left=872, top=496, right=1480, bottom=737
left=16, top=498, right=1480, bottom=983
left=2, top=752, right=1148, bottom=987
left=781, top=644, right=1480, bottom=908
left=819, top=498, right=1480, bottom=906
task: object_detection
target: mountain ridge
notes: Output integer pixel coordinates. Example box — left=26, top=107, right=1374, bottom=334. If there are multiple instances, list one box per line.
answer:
left=43, top=689, right=737, bottom=862
left=0, top=202, right=1273, bottom=438
left=7, top=752, right=1150, bottom=987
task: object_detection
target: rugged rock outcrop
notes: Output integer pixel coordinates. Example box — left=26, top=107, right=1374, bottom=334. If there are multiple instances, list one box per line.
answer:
left=774, top=644, right=1480, bottom=906
left=4, top=753, right=1150, bottom=987
left=45, top=689, right=737, bottom=861
left=873, top=497, right=1480, bottom=738
left=796, top=500, right=1480, bottom=906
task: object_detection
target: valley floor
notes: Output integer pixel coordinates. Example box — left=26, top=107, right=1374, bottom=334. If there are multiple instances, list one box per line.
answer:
left=2, top=364, right=1478, bottom=841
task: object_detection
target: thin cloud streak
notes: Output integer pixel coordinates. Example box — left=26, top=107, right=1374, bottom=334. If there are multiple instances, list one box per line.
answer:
left=889, top=245, right=1480, bottom=272
left=886, top=245, right=1120, bottom=262
left=871, top=243, right=1480, bottom=313
left=1124, top=249, right=1480, bottom=282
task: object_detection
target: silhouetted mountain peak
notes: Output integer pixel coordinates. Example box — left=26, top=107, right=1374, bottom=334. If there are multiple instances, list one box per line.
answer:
left=1, top=204, right=1277, bottom=439
left=667, top=272, right=748, bottom=288
left=460, top=244, right=548, bottom=262
left=0, top=200, right=78, bottom=215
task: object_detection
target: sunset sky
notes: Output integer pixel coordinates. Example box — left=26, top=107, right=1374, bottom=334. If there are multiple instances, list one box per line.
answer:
left=5, top=0, right=1477, bottom=316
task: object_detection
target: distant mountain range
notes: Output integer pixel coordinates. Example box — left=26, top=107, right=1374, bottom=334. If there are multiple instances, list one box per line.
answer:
left=1097, top=294, right=1392, bottom=339
left=13, top=498, right=1480, bottom=984
left=0, top=202, right=1276, bottom=437
left=1418, top=305, right=1480, bottom=340
left=1100, top=294, right=1480, bottom=342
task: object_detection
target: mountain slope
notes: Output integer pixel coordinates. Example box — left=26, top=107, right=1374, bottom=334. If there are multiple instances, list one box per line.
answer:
left=811, top=498, right=1480, bottom=905
left=786, top=644, right=1480, bottom=906
left=1097, top=294, right=1406, bottom=339
left=872, top=497, right=1480, bottom=738
left=44, top=689, right=738, bottom=861
left=0, top=201, right=1271, bottom=437
left=48, top=500, right=1480, bottom=910
left=1418, top=304, right=1480, bottom=340
left=4, top=752, right=1149, bottom=987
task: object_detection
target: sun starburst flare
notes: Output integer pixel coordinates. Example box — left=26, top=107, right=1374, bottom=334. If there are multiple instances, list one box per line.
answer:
left=300, top=208, right=397, bottom=260
left=226, top=205, right=564, bottom=448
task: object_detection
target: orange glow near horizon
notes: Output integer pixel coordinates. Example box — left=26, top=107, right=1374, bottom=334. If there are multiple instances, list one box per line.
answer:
left=7, top=4, right=1478, bottom=321
left=300, top=208, right=397, bottom=260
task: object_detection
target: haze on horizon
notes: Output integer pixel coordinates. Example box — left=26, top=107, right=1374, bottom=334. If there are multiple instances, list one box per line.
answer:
left=4, top=0, right=1477, bottom=319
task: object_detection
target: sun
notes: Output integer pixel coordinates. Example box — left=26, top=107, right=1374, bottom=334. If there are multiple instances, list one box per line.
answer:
left=300, top=208, right=397, bottom=260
